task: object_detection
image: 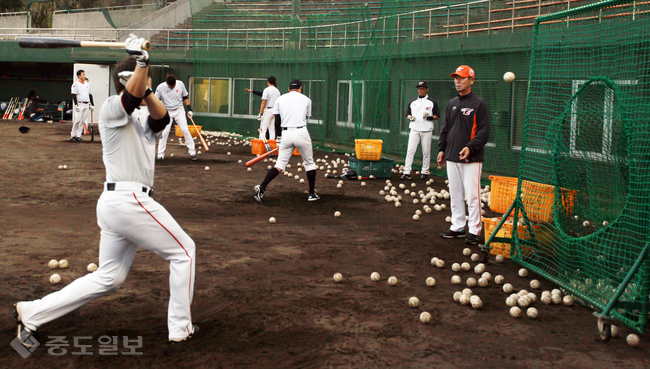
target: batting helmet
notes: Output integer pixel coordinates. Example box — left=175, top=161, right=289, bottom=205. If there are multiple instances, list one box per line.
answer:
left=341, top=170, right=358, bottom=180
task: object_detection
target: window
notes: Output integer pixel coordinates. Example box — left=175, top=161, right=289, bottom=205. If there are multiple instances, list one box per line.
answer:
left=190, top=77, right=231, bottom=115
left=336, top=80, right=364, bottom=128
left=302, top=80, right=324, bottom=124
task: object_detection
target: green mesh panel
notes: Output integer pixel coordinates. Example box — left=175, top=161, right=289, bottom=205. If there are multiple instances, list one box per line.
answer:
left=512, top=0, right=650, bottom=333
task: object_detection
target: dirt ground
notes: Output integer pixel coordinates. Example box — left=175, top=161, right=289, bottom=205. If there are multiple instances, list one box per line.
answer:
left=0, top=120, right=648, bottom=368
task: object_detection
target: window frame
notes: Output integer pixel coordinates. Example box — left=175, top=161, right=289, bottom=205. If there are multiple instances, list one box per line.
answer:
left=189, top=77, right=233, bottom=117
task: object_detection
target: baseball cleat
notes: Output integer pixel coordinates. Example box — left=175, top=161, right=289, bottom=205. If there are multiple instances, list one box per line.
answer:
left=465, top=233, right=479, bottom=245
left=308, top=191, right=320, bottom=201
left=253, top=185, right=264, bottom=202
left=440, top=229, right=466, bottom=238
left=14, top=303, right=36, bottom=348
left=75, top=137, right=83, bottom=141
left=421, top=174, right=429, bottom=181
left=68, top=137, right=77, bottom=142
left=400, top=174, right=411, bottom=180
left=190, top=154, right=197, bottom=161
left=169, top=324, right=200, bottom=344
left=157, top=155, right=165, bottom=160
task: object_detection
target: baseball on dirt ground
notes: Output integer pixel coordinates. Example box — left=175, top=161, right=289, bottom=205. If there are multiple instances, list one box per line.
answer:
left=388, top=276, right=398, bottom=285
left=48, top=259, right=59, bottom=269
left=50, top=274, right=61, bottom=284
left=58, top=259, right=69, bottom=269
left=426, top=277, right=436, bottom=286
left=420, top=311, right=431, bottom=323
left=87, top=263, right=98, bottom=272
left=371, top=272, right=381, bottom=281
left=333, top=273, right=343, bottom=282
left=409, top=296, right=420, bottom=308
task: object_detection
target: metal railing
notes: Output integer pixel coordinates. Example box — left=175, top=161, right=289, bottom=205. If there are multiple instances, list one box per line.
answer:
left=52, top=2, right=163, bottom=15
left=0, top=0, right=622, bottom=50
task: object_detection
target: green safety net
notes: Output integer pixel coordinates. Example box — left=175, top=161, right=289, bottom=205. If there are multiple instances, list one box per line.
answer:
left=510, top=0, right=650, bottom=333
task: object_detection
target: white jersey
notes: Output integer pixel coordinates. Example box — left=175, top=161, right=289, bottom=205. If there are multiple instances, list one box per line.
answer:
left=155, top=81, right=188, bottom=110
left=71, top=80, right=92, bottom=103
left=273, top=91, right=311, bottom=127
left=262, top=86, right=281, bottom=109
left=99, top=95, right=157, bottom=187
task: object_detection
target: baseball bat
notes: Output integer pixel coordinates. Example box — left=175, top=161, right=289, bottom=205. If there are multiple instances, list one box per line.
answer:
left=3, top=97, right=15, bottom=119
left=246, top=148, right=279, bottom=167
left=188, top=115, right=209, bottom=152
left=18, top=37, right=151, bottom=50
left=7, top=97, right=19, bottom=119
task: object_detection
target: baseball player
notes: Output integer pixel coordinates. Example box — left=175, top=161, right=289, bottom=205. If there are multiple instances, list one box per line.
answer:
left=155, top=74, right=196, bottom=160
left=14, top=35, right=198, bottom=345
left=254, top=79, right=319, bottom=202
left=401, top=81, right=439, bottom=180
left=438, top=65, right=490, bottom=245
left=245, top=76, right=281, bottom=140
left=69, top=70, right=94, bottom=142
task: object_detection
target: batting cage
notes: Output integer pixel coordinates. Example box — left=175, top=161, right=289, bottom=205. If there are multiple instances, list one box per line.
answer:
left=186, top=0, right=533, bottom=178
left=492, top=0, right=650, bottom=337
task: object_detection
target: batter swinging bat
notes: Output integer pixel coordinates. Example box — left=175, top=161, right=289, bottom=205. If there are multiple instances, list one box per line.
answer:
left=188, top=115, right=209, bottom=152
left=246, top=148, right=279, bottom=167
left=18, top=37, right=151, bottom=50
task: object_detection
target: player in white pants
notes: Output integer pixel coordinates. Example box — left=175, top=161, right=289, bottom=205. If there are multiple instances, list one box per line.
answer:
left=438, top=65, right=490, bottom=245
left=253, top=79, right=319, bottom=202
left=155, top=75, right=197, bottom=160
left=14, top=35, right=198, bottom=345
left=69, top=70, right=94, bottom=142
left=402, top=81, right=439, bottom=180
left=246, top=76, right=281, bottom=140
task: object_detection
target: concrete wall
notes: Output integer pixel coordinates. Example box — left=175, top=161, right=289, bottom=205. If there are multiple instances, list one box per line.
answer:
left=0, top=12, right=30, bottom=31
left=52, top=6, right=160, bottom=29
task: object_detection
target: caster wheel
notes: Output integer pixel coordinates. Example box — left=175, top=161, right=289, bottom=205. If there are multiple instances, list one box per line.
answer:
left=599, top=323, right=611, bottom=342
left=480, top=250, right=489, bottom=263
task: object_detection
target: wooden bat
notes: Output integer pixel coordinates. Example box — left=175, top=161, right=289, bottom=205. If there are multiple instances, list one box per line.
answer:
left=3, top=97, right=16, bottom=119
left=18, top=98, right=30, bottom=120
left=258, top=129, right=273, bottom=153
left=18, top=37, right=151, bottom=50
left=188, top=115, right=209, bottom=152
left=246, top=148, right=279, bottom=167
left=7, top=97, right=19, bottom=119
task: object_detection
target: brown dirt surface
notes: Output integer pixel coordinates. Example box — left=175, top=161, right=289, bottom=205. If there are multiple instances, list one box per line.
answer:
left=0, top=121, right=648, bottom=368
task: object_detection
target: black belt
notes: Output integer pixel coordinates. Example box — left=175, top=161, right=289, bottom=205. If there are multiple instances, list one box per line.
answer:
left=282, top=126, right=305, bottom=130
left=106, top=182, right=153, bottom=196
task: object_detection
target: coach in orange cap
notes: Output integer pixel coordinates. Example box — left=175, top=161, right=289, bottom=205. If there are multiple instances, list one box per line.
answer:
left=437, top=65, right=490, bottom=245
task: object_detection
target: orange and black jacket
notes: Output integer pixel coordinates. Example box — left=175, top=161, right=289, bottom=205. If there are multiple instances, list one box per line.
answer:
left=438, top=91, right=490, bottom=163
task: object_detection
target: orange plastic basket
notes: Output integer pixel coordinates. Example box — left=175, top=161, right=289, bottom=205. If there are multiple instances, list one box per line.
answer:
left=521, top=180, right=578, bottom=223
left=354, top=139, right=383, bottom=161
left=483, top=217, right=531, bottom=259
left=488, top=176, right=519, bottom=214
left=175, top=124, right=202, bottom=138
left=251, top=139, right=300, bottom=156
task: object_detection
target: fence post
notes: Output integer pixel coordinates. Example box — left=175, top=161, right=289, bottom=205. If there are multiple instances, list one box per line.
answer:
left=512, top=0, right=516, bottom=32
left=446, top=6, right=450, bottom=38
left=428, top=10, right=431, bottom=37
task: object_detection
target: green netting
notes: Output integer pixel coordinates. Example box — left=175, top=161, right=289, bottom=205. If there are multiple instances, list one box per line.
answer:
left=511, top=0, right=650, bottom=333
left=188, top=0, right=532, bottom=178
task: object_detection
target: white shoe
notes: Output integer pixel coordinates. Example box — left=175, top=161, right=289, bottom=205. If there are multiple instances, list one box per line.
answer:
left=169, top=325, right=199, bottom=343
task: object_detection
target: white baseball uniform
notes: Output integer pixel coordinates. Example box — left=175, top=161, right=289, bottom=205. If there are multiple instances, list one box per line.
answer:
left=273, top=91, right=316, bottom=172
left=19, top=93, right=196, bottom=340
left=259, top=85, right=281, bottom=140
left=403, top=95, right=439, bottom=176
left=71, top=79, right=92, bottom=139
left=155, top=80, right=196, bottom=158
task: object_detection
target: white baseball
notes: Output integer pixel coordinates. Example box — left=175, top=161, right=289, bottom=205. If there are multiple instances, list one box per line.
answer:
left=551, top=289, right=562, bottom=297
left=563, top=295, right=574, bottom=306
left=388, top=276, right=398, bottom=285
left=269, top=217, right=276, bottom=224
left=395, top=202, right=401, bottom=208
left=627, top=334, right=640, bottom=347
left=466, top=277, right=477, bottom=287
left=503, top=71, right=516, bottom=83
left=455, top=263, right=469, bottom=274
left=478, top=278, right=488, bottom=287
left=426, top=277, right=436, bottom=287
left=413, top=214, right=420, bottom=221
left=530, top=279, right=541, bottom=289
left=611, top=325, right=618, bottom=337
left=474, top=263, right=485, bottom=274
left=415, top=210, right=422, bottom=216
left=436, top=259, right=445, bottom=268
left=481, top=272, right=492, bottom=281
left=420, top=311, right=432, bottom=323
left=540, top=293, right=552, bottom=304
left=445, top=216, right=451, bottom=223
left=462, top=288, right=473, bottom=297
left=227, top=152, right=231, bottom=156
left=333, top=272, right=343, bottom=282
left=471, top=297, right=483, bottom=310
left=452, top=263, right=461, bottom=272
left=247, top=167, right=252, bottom=172
left=204, top=166, right=210, bottom=171
left=50, top=273, right=61, bottom=284
left=361, top=182, right=366, bottom=187
left=300, top=179, right=305, bottom=184
left=495, top=255, right=505, bottom=263
left=552, top=295, right=562, bottom=305
left=370, top=272, right=381, bottom=281
left=430, top=257, right=439, bottom=266
left=453, top=291, right=462, bottom=302
left=510, top=306, right=521, bottom=318
left=87, top=263, right=98, bottom=272
left=334, top=211, right=341, bottom=218
left=462, top=248, right=471, bottom=256
left=505, top=295, right=517, bottom=307
left=408, top=296, right=420, bottom=308
left=63, top=165, right=67, bottom=169
left=495, top=275, right=505, bottom=284
left=518, top=268, right=528, bottom=277
left=459, top=294, right=470, bottom=305
left=451, top=275, right=462, bottom=284
left=517, top=295, right=531, bottom=308
left=238, top=160, right=242, bottom=163
left=471, top=253, right=480, bottom=262
left=48, top=259, right=59, bottom=269
left=57, top=165, right=63, bottom=170
left=518, top=289, right=529, bottom=297
left=58, top=259, right=69, bottom=269
left=171, top=153, right=175, bottom=157
left=527, top=307, right=538, bottom=319
left=527, top=292, right=537, bottom=302
left=503, top=283, right=514, bottom=293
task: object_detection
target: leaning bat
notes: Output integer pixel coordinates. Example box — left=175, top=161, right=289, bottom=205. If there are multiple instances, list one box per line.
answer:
left=246, top=148, right=279, bottom=167
left=188, top=115, right=209, bottom=152
left=18, top=37, right=151, bottom=50
left=3, top=97, right=16, bottom=119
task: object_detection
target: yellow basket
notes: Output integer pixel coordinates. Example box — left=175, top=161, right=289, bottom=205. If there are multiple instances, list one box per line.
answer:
left=175, top=124, right=202, bottom=138
left=483, top=217, right=531, bottom=259
left=488, top=176, right=519, bottom=214
left=354, top=139, right=383, bottom=161
left=251, top=139, right=300, bottom=156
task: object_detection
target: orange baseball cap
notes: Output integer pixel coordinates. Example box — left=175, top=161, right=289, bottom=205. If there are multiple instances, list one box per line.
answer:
left=450, top=65, right=475, bottom=78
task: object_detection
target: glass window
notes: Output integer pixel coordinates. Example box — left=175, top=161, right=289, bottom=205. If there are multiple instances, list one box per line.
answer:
left=210, top=79, right=230, bottom=114
left=337, top=81, right=350, bottom=124
left=192, top=78, right=210, bottom=113
left=190, top=77, right=231, bottom=116
left=304, top=80, right=324, bottom=122
left=233, top=78, right=251, bottom=115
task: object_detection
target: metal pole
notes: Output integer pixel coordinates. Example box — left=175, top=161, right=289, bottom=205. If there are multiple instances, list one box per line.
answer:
left=226, top=29, right=229, bottom=50
left=357, top=22, right=360, bottom=46
left=412, top=13, right=415, bottom=41
left=396, top=15, right=400, bottom=43
left=428, top=10, right=431, bottom=37
left=446, top=6, right=450, bottom=39
left=488, top=1, right=492, bottom=35
left=207, top=30, right=209, bottom=49
left=512, top=0, right=516, bottom=32
left=466, top=3, right=470, bottom=37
